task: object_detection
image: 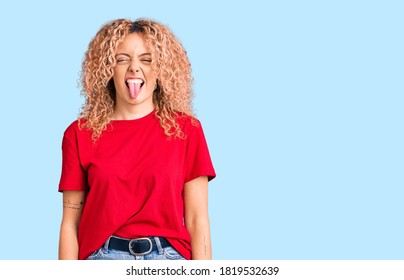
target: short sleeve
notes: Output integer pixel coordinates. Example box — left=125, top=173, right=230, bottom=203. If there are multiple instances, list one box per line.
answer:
left=58, top=124, right=88, bottom=192
left=184, top=119, right=216, bottom=183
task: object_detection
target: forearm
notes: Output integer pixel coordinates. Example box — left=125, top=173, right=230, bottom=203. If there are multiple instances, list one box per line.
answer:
left=188, top=220, right=212, bottom=260
left=58, top=222, right=79, bottom=259
left=59, top=191, right=85, bottom=260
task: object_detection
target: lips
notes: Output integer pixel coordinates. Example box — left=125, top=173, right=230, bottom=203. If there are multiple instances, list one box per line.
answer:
left=126, top=78, right=144, bottom=99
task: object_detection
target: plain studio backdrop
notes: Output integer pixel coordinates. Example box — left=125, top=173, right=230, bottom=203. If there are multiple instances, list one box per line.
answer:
left=0, top=0, right=402, bottom=259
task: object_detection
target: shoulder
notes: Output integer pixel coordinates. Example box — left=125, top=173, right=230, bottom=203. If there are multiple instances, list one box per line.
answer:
left=174, top=112, right=201, bottom=127
left=63, top=120, right=79, bottom=136
left=171, top=113, right=207, bottom=141
left=174, top=113, right=202, bottom=133
left=63, top=119, right=91, bottom=141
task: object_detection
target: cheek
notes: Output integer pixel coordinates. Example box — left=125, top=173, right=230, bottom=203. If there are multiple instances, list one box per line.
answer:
left=145, top=71, right=157, bottom=86
left=112, top=69, right=125, bottom=85
left=147, top=79, right=157, bottom=91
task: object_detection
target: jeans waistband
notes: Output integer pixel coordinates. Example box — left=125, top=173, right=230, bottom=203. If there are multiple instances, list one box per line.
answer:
left=108, top=236, right=170, bottom=256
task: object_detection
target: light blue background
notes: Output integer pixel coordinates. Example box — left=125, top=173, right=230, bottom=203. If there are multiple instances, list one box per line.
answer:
left=0, top=0, right=402, bottom=260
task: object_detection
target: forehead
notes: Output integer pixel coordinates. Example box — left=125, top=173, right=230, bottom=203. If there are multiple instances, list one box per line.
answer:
left=116, top=33, right=149, bottom=54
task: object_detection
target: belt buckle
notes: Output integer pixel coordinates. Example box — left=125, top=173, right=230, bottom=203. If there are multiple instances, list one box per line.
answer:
left=128, top=238, right=153, bottom=256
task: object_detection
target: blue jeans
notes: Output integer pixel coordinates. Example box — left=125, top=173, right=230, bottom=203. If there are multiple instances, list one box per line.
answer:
left=87, top=236, right=186, bottom=260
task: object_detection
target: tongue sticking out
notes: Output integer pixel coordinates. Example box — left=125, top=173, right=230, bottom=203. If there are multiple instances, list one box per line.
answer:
left=128, top=82, right=142, bottom=99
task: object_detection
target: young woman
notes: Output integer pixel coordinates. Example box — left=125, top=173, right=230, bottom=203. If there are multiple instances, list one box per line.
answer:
left=58, top=19, right=216, bottom=260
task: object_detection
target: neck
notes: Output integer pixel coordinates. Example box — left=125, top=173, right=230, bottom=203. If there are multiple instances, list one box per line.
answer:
left=112, top=103, right=155, bottom=120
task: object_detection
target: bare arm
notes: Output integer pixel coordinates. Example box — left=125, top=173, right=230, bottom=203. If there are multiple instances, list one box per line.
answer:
left=184, top=176, right=212, bottom=260
left=58, top=190, right=86, bottom=260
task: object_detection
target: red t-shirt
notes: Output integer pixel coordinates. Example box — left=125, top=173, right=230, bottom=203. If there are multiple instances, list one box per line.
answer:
left=58, top=110, right=216, bottom=260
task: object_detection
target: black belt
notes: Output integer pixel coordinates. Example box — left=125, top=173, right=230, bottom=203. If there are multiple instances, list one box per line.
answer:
left=108, top=236, right=170, bottom=256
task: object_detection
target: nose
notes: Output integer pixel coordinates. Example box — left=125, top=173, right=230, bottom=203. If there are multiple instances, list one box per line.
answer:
left=128, top=60, right=140, bottom=73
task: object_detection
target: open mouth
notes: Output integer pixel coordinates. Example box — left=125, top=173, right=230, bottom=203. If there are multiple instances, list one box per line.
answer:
left=126, top=78, right=144, bottom=99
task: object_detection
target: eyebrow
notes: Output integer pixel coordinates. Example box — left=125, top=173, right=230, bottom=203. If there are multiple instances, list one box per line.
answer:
left=115, top=53, right=130, bottom=57
left=138, top=53, right=152, bottom=57
left=115, top=52, right=152, bottom=57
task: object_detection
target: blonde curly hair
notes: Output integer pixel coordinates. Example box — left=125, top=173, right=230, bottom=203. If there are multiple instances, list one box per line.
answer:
left=79, top=18, right=194, bottom=141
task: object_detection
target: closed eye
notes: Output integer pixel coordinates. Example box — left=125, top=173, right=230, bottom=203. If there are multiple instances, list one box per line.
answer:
left=115, top=53, right=131, bottom=64
left=116, top=58, right=131, bottom=64
left=139, top=53, right=152, bottom=64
